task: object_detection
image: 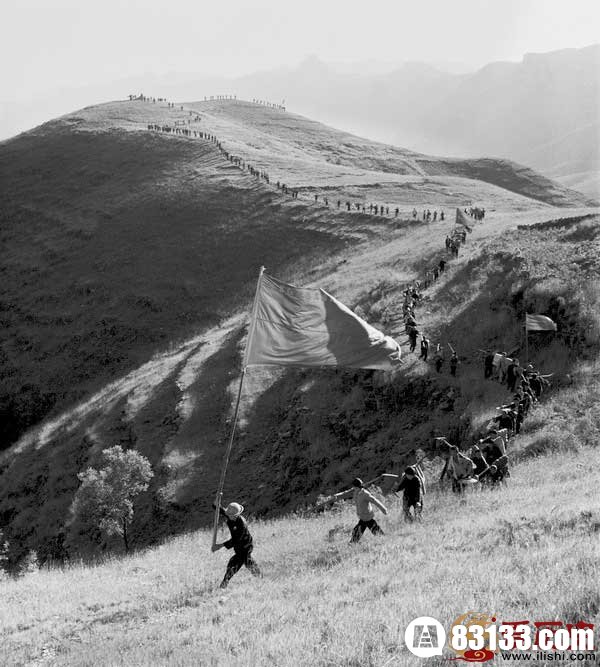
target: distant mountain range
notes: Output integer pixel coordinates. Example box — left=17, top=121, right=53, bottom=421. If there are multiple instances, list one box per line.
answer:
left=227, top=45, right=600, bottom=198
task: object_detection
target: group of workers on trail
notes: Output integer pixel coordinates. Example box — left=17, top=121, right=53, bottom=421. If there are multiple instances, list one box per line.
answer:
left=211, top=466, right=425, bottom=587
left=400, top=219, right=473, bottom=376
left=209, top=199, right=553, bottom=589
left=418, top=208, right=445, bottom=222
left=212, top=341, right=550, bottom=588
left=142, top=98, right=551, bottom=587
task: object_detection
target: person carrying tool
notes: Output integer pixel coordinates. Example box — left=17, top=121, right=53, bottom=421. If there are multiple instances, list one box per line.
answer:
left=394, top=466, right=425, bottom=522
left=212, top=502, right=261, bottom=588
left=350, top=478, right=388, bottom=543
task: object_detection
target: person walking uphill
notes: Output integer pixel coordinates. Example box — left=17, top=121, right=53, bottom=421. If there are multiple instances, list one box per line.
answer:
left=350, top=478, right=388, bottom=543
left=212, top=502, right=261, bottom=588
left=419, top=335, right=430, bottom=362
left=450, top=351, right=459, bottom=376
left=395, top=466, right=424, bottom=522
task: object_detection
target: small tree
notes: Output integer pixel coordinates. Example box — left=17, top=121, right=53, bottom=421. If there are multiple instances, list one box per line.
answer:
left=70, top=446, right=153, bottom=553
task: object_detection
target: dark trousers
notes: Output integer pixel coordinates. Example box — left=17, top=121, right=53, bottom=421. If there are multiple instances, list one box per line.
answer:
left=351, top=519, right=384, bottom=543
left=220, top=548, right=261, bottom=588
left=403, top=497, right=423, bottom=522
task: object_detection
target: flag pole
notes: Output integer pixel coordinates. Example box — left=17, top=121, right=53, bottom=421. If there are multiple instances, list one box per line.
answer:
left=212, top=266, right=265, bottom=549
left=524, top=314, right=529, bottom=364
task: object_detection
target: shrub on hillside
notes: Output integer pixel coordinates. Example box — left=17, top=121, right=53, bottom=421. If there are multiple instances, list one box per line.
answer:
left=0, top=529, right=8, bottom=580
left=0, top=383, right=57, bottom=450
left=17, top=550, right=39, bottom=577
left=68, top=446, right=153, bottom=554
left=524, top=279, right=600, bottom=354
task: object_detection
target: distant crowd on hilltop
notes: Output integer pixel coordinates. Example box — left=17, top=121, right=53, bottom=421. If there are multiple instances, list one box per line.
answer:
left=128, top=94, right=165, bottom=102
left=200, top=95, right=286, bottom=110
left=129, top=92, right=286, bottom=111
left=251, top=98, right=286, bottom=111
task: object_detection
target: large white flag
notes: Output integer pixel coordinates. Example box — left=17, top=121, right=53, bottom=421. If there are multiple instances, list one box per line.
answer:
left=245, top=273, right=402, bottom=370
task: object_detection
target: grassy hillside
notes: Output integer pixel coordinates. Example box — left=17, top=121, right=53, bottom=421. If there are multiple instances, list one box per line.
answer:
left=0, top=98, right=591, bottom=448
left=2, top=364, right=599, bottom=665
left=0, top=99, right=598, bottom=568
left=185, top=99, right=593, bottom=207
left=523, top=121, right=600, bottom=200
left=0, top=107, right=373, bottom=447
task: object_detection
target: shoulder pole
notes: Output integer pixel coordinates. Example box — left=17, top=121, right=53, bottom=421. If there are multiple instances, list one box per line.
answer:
left=211, top=266, right=265, bottom=548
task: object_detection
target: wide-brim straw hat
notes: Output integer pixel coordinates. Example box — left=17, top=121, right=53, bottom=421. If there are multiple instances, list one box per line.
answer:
left=225, top=502, right=244, bottom=518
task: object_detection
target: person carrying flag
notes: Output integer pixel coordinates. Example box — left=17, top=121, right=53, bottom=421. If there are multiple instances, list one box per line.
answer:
left=212, top=502, right=262, bottom=588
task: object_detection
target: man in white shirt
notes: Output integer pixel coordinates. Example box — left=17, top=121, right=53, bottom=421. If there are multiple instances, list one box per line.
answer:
left=350, top=478, right=388, bottom=543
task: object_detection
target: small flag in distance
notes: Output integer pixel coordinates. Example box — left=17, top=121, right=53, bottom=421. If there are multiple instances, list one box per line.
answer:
left=525, top=314, right=557, bottom=331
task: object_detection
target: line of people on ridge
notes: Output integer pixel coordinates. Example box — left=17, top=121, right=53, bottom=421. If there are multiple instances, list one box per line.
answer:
left=322, top=200, right=447, bottom=223
left=211, top=363, right=543, bottom=589
left=146, top=120, right=458, bottom=218
left=134, top=92, right=285, bottom=111
left=206, top=95, right=237, bottom=101
left=145, top=119, right=302, bottom=196
left=142, top=99, right=466, bottom=222
left=130, top=94, right=185, bottom=110
left=251, top=98, right=286, bottom=111
left=467, top=206, right=486, bottom=220
left=209, top=226, right=554, bottom=590
left=418, top=208, right=445, bottom=222
left=437, top=353, right=548, bottom=493
left=203, top=95, right=287, bottom=111
left=211, top=355, right=542, bottom=588
left=129, top=94, right=168, bottom=103
left=327, top=354, right=549, bottom=541
left=397, top=221, right=472, bottom=376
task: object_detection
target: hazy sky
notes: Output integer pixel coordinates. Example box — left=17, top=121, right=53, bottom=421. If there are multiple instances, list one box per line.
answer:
left=3, top=0, right=599, bottom=101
